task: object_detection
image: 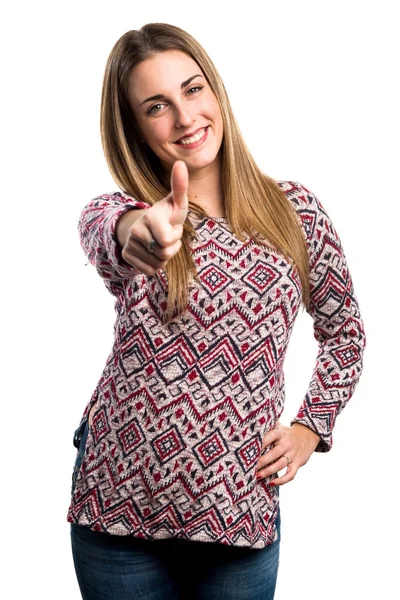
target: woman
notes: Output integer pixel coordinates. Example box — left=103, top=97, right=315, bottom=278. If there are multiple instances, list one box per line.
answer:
left=67, top=23, right=366, bottom=600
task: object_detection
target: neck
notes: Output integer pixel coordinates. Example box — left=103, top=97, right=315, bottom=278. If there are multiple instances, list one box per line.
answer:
left=165, top=157, right=225, bottom=218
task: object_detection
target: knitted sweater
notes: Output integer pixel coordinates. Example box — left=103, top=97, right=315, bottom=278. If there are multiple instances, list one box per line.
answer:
left=66, top=181, right=366, bottom=549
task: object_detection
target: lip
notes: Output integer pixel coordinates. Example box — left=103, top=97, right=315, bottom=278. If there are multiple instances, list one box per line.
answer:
left=173, top=126, right=209, bottom=149
left=174, top=126, right=208, bottom=143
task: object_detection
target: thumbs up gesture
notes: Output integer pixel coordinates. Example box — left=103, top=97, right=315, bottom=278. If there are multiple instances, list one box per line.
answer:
left=119, top=160, right=189, bottom=275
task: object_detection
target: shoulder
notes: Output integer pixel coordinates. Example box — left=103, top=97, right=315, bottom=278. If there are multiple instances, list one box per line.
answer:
left=277, top=180, right=346, bottom=266
left=276, top=180, right=319, bottom=209
left=275, top=180, right=328, bottom=242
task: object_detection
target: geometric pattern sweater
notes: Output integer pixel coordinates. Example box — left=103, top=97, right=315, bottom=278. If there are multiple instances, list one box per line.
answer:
left=66, top=181, right=366, bottom=549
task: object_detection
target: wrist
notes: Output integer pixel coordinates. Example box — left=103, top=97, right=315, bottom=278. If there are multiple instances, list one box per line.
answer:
left=115, top=209, right=147, bottom=248
left=291, top=422, right=320, bottom=451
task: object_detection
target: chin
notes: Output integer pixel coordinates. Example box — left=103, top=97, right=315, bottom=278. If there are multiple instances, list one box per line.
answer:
left=160, top=147, right=220, bottom=173
left=186, top=151, right=220, bottom=170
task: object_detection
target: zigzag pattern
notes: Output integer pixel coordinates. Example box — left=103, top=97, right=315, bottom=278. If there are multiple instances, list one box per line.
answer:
left=67, top=181, right=366, bottom=548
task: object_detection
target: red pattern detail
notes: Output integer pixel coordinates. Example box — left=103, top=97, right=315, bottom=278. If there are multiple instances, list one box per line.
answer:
left=67, top=182, right=366, bottom=549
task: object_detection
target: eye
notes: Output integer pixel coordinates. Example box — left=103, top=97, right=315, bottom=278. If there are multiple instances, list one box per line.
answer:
left=146, top=86, right=203, bottom=115
left=187, top=85, right=203, bottom=95
left=147, top=103, right=166, bottom=115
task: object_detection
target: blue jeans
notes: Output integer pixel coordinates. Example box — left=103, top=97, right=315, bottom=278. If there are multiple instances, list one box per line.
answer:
left=70, top=419, right=281, bottom=600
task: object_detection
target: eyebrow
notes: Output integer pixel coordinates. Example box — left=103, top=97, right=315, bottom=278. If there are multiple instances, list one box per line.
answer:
left=139, top=74, right=204, bottom=106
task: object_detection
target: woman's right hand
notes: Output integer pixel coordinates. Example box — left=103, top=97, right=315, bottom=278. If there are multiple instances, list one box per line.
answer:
left=118, top=160, right=189, bottom=276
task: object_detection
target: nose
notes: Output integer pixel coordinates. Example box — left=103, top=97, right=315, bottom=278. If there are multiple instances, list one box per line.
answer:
left=173, top=103, right=195, bottom=129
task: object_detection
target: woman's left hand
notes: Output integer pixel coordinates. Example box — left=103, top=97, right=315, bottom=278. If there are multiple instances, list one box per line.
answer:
left=256, top=422, right=321, bottom=487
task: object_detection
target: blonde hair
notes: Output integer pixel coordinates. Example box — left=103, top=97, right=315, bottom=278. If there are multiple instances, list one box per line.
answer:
left=100, top=23, right=310, bottom=321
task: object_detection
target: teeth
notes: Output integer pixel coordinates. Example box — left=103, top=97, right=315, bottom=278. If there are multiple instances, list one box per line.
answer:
left=177, top=127, right=206, bottom=145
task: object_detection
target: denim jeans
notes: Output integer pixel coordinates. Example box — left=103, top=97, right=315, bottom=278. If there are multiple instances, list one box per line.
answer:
left=70, top=419, right=281, bottom=600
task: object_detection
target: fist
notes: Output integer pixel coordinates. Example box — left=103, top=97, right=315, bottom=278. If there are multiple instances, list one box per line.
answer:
left=121, top=160, right=189, bottom=275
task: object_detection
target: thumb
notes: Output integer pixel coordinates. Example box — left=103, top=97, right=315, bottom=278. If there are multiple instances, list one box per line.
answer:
left=169, top=160, right=189, bottom=226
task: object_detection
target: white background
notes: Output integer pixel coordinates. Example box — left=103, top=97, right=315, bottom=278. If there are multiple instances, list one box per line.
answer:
left=1, top=0, right=398, bottom=598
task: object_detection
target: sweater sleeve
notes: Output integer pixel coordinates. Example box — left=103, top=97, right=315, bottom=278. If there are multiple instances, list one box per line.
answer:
left=289, top=183, right=367, bottom=452
left=78, top=192, right=151, bottom=293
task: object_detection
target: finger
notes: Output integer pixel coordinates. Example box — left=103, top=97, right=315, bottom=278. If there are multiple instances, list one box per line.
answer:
left=122, top=243, right=168, bottom=272
left=151, top=239, right=182, bottom=261
left=129, top=219, right=182, bottom=255
left=257, top=454, right=291, bottom=479
left=257, top=441, right=293, bottom=470
left=123, top=254, right=167, bottom=276
left=128, top=236, right=182, bottom=265
left=146, top=224, right=184, bottom=251
left=169, top=160, right=189, bottom=225
left=260, top=427, right=284, bottom=451
left=268, top=463, right=298, bottom=487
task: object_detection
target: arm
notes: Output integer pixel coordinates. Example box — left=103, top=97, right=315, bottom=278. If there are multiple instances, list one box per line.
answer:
left=78, top=192, right=150, bottom=293
left=115, top=208, right=147, bottom=248
left=290, top=183, right=367, bottom=452
left=78, top=162, right=189, bottom=294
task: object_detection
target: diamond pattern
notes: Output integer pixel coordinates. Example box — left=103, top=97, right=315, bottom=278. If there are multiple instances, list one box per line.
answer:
left=67, top=181, right=366, bottom=549
left=193, top=430, right=229, bottom=468
left=152, top=426, right=186, bottom=465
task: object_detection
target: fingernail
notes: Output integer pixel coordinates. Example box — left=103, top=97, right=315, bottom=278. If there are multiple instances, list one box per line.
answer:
left=269, top=482, right=276, bottom=487
left=256, top=473, right=262, bottom=480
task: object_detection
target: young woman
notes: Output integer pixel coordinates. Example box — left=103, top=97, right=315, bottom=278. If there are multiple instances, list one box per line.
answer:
left=67, top=23, right=366, bottom=600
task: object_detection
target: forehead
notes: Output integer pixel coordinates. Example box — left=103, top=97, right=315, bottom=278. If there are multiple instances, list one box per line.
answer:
left=128, top=51, right=203, bottom=105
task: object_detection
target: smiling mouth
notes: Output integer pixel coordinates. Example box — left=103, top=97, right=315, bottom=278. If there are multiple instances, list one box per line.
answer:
left=174, top=126, right=209, bottom=146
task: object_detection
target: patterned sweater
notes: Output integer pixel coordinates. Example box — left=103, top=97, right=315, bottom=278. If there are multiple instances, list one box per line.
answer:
left=66, top=181, right=366, bottom=549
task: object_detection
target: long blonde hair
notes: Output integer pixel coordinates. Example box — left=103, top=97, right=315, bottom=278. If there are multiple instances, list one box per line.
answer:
left=100, top=23, right=310, bottom=321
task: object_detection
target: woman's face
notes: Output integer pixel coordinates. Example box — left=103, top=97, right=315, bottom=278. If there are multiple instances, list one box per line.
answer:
left=128, top=50, right=224, bottom=176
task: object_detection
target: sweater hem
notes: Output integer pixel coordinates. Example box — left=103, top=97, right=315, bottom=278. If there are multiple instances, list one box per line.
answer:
left=66, top=509, right=278, bottom=550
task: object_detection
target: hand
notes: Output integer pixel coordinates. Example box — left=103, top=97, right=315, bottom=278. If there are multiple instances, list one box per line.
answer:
left=121, top=160, right=189, bottom=275
left=255, top=421, right=320, bottom=487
